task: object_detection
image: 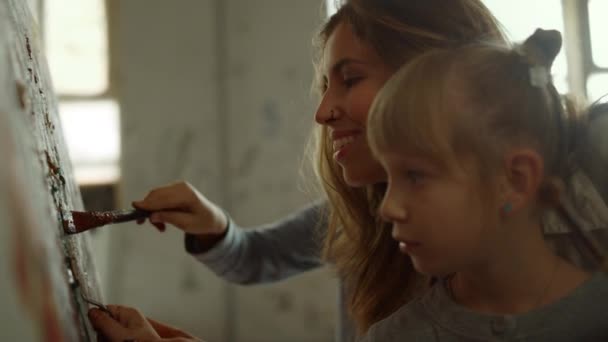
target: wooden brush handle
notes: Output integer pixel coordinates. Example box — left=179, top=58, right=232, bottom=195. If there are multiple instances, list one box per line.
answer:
left=67, top=209, right=151, bottom=234
left=104, top=209, right=151, bottom=224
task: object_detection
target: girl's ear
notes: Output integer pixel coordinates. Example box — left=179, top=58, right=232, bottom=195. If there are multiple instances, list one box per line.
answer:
left=501, top=148, right=545, bottom=214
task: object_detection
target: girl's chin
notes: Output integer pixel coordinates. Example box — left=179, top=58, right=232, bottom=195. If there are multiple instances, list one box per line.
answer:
left=341, top=168, right=386, bottom=188
left=411, top=258, right=453, bottom=278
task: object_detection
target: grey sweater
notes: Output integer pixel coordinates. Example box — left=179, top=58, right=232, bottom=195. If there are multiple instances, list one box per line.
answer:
left=183, top=200, right=605, bottom=342
left=185, top=203, right=325, bottom=283
left=359, top=273, right=608, bottom=341
left=184, top=202, right=357, bottom=342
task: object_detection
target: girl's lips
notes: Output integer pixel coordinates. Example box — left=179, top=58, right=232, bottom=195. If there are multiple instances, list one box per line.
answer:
left=398, top=240, right=421, bottom=254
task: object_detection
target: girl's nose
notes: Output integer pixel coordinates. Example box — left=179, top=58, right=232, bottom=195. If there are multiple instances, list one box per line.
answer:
left=379, top=193, right=409, bottom=224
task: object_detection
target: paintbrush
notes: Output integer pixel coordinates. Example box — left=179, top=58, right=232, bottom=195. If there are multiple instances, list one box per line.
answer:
left=63, top=209, right=150, bottom=235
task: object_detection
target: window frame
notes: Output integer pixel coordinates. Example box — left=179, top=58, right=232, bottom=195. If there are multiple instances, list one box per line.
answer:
left=562, top=0, right=608, bottom=101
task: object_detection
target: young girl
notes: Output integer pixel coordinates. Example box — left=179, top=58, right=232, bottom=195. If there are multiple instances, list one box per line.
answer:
left=363, top=29, right=608, bottom=341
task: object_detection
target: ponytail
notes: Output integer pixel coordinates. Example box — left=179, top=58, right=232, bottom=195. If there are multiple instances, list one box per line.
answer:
left=507, top=29, right=608, bottom=270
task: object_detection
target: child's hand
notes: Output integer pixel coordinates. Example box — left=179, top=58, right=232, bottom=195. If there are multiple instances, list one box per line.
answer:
left=88, top=306, right=204, bottom=342
left=132, top=181, right=228, bottom=236
left=88, top=305, right=160, bottom=341
left=147, top=317, right=200, bottom=340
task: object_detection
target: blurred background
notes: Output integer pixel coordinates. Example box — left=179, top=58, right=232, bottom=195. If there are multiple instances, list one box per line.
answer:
left=22, top=0, right=608, bottom=341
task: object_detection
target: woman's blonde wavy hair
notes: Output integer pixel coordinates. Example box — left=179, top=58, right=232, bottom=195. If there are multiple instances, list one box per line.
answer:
left=309, top=0, right=507, bottom=332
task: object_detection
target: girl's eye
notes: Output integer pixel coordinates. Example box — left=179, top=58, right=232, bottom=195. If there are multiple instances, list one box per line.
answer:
left=344, top=76, right=362, bottom=88
left=406, top=170, right=425, bottom=184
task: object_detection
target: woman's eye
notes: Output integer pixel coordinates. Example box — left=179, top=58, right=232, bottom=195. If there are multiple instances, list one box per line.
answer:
left=320, top=78, right=328, bottom=93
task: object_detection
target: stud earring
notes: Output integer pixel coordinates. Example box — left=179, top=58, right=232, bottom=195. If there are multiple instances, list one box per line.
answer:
left=502, top=202, right=513, bottom=214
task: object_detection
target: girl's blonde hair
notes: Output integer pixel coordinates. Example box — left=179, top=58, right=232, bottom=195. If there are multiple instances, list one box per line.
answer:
left=309, top=0, right=506, bottom=332
left=368, top=29, right=588, bottom=228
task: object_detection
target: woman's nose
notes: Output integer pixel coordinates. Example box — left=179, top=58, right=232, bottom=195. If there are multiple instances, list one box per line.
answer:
left=315, top=89, right=341, bottom=125
left=315, top=102, right=333, bottom=124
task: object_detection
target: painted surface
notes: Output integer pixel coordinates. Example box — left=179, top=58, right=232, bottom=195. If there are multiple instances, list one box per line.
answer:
left=0, top=1, right=102, bottom=340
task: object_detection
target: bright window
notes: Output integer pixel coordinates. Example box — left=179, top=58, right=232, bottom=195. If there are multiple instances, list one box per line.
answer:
left=482, top=0, right=569, bottom=94
left=45, top=0, right=108, bottom=95
left=587, top=0, right=608, bottom=102
left=325, top=1, right=570, bottom=94
left=43, top=0, right=119, bottom=185
left=326, top=0, right=338, bottom=17
left=589, top=0, right=608, bottom=68
left=59, top=101, right=120, bottom=185
left=587, top=73, right=608, bottom=103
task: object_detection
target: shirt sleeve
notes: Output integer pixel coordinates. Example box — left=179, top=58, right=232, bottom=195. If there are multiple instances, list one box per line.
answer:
left=184, top=201, right=327, bottom=284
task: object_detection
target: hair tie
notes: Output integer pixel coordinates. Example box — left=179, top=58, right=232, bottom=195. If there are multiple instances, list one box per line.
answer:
left=529, top=65, right=550, bottom=88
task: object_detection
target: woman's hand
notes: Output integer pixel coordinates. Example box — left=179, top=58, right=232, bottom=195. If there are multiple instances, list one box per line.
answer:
left=88, top=305, right=203, bottom=342
left=133, top=181, right=227, bottom=236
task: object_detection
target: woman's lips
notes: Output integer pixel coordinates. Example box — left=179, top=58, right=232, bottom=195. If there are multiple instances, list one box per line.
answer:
left=331, top=129, right=361, bottom=140
left=333, top=135, right=356, bottom=151
left=332, top=131, right=360, bottom=161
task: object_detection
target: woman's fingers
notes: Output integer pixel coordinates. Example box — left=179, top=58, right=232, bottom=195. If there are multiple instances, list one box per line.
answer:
left=152, top=222, right=166, bottom=232
left=149, top=211, right=195, bottom=231
left=131, top=181, right=227, bottom=235
left=134, top=182, right=196, bottom=212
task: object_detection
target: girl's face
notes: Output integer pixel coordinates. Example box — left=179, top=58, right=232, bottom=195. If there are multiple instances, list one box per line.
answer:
left=377, top=149, right=501, bottom=276
left=315, top=22, right=394, bottom=187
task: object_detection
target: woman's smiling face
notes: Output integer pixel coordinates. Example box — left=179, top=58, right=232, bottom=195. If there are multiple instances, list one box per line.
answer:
left=315, top=22, right=394, bottom=187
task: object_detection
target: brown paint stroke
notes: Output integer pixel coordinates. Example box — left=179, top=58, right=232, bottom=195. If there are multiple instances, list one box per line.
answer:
left=25, top=35, right=32, bottom=60
left=16, top=82, right=26, bottom=109
left=45, top=150, right=60, bottom=175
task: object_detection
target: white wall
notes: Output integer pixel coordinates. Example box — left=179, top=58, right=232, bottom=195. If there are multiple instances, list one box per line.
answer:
left=25, top=0, right=39, bottom=22
left=104, top=1, right=337, bottom=341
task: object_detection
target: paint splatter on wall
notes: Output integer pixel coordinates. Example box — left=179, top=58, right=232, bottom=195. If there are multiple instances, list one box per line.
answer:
left=0, top=1, right=102, bottom=341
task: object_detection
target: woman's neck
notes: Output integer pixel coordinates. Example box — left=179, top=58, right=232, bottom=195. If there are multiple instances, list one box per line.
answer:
left=448, top=221, right=589, bottom=315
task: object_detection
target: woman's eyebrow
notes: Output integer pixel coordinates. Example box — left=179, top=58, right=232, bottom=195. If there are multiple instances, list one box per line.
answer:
left=330, top=58, right=367, bottom=75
